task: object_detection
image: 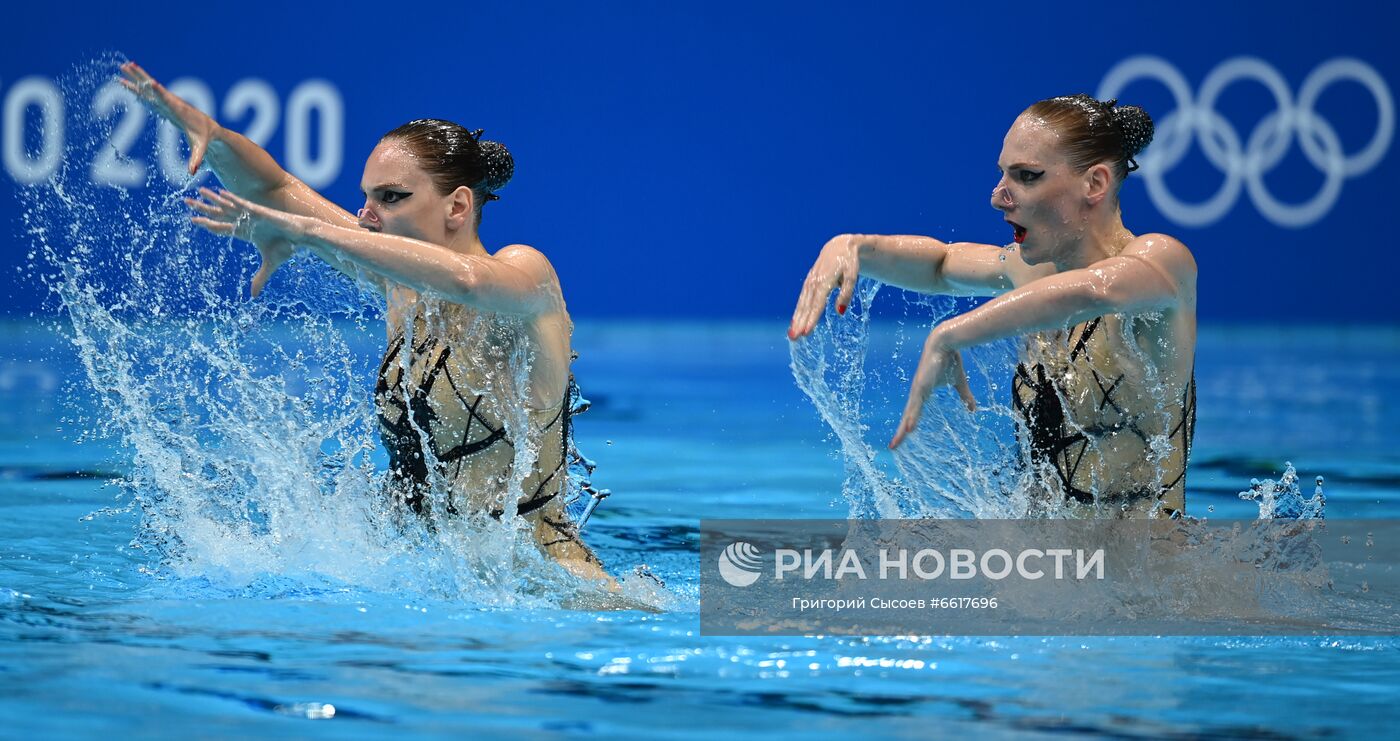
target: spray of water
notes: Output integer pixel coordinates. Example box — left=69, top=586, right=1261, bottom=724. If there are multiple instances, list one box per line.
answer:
left=1239, top=462, right=1326, bottom=520
left=790, top=279, right=1028, bottom=518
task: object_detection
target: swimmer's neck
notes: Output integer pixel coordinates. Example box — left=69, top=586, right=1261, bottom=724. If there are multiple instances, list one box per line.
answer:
left=443, top=224, right=489, bottom=258
left=1051, top=210, right=1134, bottom=273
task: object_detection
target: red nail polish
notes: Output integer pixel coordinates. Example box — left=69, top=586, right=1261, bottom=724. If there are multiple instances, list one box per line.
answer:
left=837, top=304, right=847, bottom=315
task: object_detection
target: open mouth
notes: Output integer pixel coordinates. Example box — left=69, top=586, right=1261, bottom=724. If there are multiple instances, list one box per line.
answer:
left=1008, top=221, right=1027, bottom=244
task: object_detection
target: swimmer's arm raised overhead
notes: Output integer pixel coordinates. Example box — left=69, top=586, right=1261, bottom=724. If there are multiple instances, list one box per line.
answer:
left=119, top=63, right=377, bottom=294
left=190, top=189, right=555, bottom=315
left=889, top=235, right=1194, bottom=448
left=789, top=234, right=1012, bottom=339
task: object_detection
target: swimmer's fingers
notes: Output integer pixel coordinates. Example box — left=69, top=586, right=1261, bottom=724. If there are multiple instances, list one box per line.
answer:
left=118, top=62, right=171, bottom=114
left=120, top=62, right=210, bottom=175
left=184, top=136, right=209, bottom=176
left=251, top=267, right=270, bottom=298
left=890, top=342, right=976, bottom=448
left=789, top=266, right=840, bottom=340
left=831, top=236, right=861, bottom=320
left=835, top=268, right=856, bottom=318
left=188, top=189, right=254, bottom=239
left=789, top=270, right=822, bottom=339
left=190, top=215, right=235, bottom=236
left=117, top=62, right=151, bottom=98
left=251, top=261, right=275, bottom=299
left=213, top=189, right=285, bottom=227
left=950, top=351, right=977, bottom=412
left=186, top=188, right=238, bottom=222
left=184, top=195, right=223, bottom=218
left=210, top=188, right=261, bottom=213
left=789, top=237, right=861, bottom=340
left=119, top=61, right=152, bottom=86
left=891, top=374, right=932, bottom=450
left=198, top=186, right=238, bottom=209
left=789, top=259, right=840, bottom=338
left=199, top=188, right=261, bottom=223
left=892, top=342, right=941, bottom=448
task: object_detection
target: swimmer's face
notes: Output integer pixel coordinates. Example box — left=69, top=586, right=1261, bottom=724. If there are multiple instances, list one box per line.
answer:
left=990, top=114, right=1091, bottom=265
left=358, top=140, right=459, bottom=244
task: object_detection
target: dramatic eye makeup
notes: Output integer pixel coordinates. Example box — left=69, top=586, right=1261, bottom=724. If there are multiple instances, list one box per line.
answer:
left=997, top=162, right=1043, bottom=184
left=361, top=184, right=414, bottom=204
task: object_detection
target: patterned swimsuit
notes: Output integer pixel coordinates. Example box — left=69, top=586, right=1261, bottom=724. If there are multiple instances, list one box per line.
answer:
left=1010, top=317, right=1196, bottom=516
left=374, top=308, right=594, bottom=558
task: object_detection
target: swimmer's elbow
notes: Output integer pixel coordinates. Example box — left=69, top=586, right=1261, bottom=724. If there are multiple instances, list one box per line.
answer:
left=445, top=265, right=547, bottom=315
left=446, top=264, right=484, bottom=304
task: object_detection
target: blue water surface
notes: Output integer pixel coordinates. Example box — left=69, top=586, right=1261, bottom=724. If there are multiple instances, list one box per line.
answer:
left=1, top=320, right=1398, bottom=738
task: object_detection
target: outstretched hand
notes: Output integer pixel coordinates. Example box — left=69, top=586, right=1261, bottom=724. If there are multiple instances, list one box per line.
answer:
left=889, top=330, right=977, bottom=449
left=187, top=188, right=298, bottom=297
left=118, top=61, right=214, bottom=176
left=789, top=235, right=861, bottom=340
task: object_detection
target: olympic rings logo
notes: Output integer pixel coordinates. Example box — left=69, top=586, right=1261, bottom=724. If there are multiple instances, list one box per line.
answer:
left=1097, top=56, right=1394, bottom=228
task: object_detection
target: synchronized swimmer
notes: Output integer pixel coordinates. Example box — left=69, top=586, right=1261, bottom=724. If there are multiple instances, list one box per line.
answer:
left=790, top=95, right=1197, bottom=518
left=120, top=62, right=615, bottom=585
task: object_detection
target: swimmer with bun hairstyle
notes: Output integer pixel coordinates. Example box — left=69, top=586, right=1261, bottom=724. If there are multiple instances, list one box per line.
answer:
left=791, top=95, right=1197, bottom=517
left=119, top=62, right=614, bottom=585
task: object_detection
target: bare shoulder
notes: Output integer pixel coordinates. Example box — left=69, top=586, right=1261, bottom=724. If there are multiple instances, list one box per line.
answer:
left=494, top=243, right=557, bottom=279
left=495, top=242, right=549, bottom=266
left=1123, top=233, right=1197, bottom=286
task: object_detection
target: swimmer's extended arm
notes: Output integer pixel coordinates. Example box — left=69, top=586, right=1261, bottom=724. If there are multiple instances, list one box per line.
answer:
left=119, top=63, right=351, bottom=222
left=297, top=223, right=555, bottom=316
left=860, top=235, right=1014, bottom=296
left=190, top=189, right=555, bottom=315
left=935, top=237, right=1190, bottom=350
left=789, top=234, right=1012, bottom=339
left=888, top=236, right=1193, bottom=448
left=119, top=63, right=378, bottom=295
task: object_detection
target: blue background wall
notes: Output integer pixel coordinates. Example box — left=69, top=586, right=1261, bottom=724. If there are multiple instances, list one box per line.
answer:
left=3, top=0, right=1397, bottom=322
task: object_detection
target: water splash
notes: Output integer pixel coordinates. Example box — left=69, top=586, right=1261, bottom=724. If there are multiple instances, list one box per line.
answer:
left=1238, top=462, right=1327, bottom=520
left=790, top=279, right=1027, bottom=518
left=791, top=279, right=1307, bottom=521
left=20, top=56, right=613, bottom=606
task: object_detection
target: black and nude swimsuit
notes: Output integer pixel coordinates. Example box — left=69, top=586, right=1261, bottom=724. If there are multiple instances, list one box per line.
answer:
left=1010, top=317, right=1196, bottom=516
left=374, top=310, right=593, bottom=558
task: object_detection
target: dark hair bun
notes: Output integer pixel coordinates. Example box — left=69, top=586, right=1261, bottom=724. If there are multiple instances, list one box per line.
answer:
left=1112, top=104, right=1154, bottom=161
left=478, top=139, right=514, bottom=193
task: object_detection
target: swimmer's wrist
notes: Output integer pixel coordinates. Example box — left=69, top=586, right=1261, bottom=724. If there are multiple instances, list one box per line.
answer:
left=928, top=322, right=961, bottom=351
left=849, top=234, right=875, bottom=258
left=283, top=213, right=315, bottom=242
left=205, top=123, right=237, bottom=152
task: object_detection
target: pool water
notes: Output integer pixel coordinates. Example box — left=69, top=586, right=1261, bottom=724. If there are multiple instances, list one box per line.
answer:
left=1, top=319, right=1398, bottom=737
